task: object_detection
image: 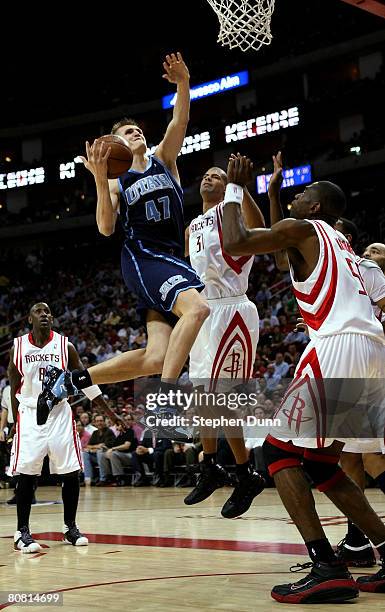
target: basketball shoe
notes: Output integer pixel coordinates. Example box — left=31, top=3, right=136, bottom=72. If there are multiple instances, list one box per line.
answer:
left=221, top=467, right=265, bottom=518
left=271, top=560, right=358, bottom=604
left=336, top=537, right=376, bottom=567
left=356, top=559, right=385, bottom=592
left=184, top=462, right=227, bottom=505
left=14, top=527, right=41, bottom=554
left=63, top=522, right=88, bottom=546
left=37, top=366, right=78, bottom=425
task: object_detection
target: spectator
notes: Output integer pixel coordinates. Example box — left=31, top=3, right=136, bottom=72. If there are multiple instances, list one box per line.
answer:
left=284, top=343, right=301, bottom=366
left=123, top=413, right=144, bottom=442
left=162, top=443, right=199, bottom=487
left=76, top=421, right=91, bottom=450
left=264, top=364, right=281, bottom=394
left=97, top=421, right=137, bottom=486
left=273, top=352, right=290, bottom=378
left=82, top=415, right=116, bottom=485
left=283, top=329, right=309, bottom=346
left=131, top=429, right=172, bottom=486
left=79, top=412, right=97, bottom=435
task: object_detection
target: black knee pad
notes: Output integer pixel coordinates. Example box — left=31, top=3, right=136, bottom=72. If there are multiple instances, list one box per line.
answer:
left=262, top=435, right=304, bottom=477
left=303, top=449, right=345, bottom=492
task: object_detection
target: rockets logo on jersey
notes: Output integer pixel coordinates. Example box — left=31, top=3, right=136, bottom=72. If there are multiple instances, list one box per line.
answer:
left=189, top=202, right=253, bottom=300
left=13, top=331, right=68, bottom=409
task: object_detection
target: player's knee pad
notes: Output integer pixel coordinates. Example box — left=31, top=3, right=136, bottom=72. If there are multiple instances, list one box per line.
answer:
left=303, top=449, right=346, bottom=492
left=262, top=435, right=304, bottom=477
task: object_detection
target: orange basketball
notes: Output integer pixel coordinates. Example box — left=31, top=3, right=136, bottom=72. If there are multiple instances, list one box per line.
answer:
left=97, top=134, right=133, bottom=179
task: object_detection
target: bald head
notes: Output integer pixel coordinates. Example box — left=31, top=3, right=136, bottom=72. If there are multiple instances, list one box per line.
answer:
left=290, top=180, right=346, bottom=221
left=309, top=181, right=347, bottom=218
left=363, top=243, right=385, bottom=272
left=200, top=167, right=227, bottom=210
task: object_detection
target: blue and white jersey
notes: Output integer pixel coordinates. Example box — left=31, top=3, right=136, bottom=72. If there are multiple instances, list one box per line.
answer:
left=118, top=156, right=185, bottom=256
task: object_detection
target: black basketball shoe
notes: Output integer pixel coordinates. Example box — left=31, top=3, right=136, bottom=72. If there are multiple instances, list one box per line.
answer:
left=63, top=522, right=88, bottom=546
left=184, top=463, right=227, bottom=505
left=336, top=537, right=376, bottom=568
left=221, top=468, right=265, bottom=518
left=356, top=559, right=385, bottom=593
left=14, top=527, right=41, bottom=554
left=271, top=560, right=358, bottom=604
left=37, top=366, right=78, bottom=425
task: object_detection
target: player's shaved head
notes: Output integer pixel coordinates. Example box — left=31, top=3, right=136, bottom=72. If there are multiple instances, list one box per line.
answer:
left=29, top=302, right=51, bottom=316
left=308, top=181, right=347, bottom=218
left=363, top=242, right=385, bottom=272
left=201, top=167, right=227, bottom=211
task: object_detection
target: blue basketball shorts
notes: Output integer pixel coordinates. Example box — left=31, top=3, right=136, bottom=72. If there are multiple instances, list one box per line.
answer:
left=121, top=241, right=204, bottom=325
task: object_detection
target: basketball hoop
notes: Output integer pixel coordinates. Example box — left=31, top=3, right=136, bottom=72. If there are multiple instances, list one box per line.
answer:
left=206, top=0, right=275, bottom=52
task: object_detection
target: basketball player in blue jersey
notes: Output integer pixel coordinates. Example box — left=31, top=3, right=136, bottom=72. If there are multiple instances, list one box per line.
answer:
left=38, top=53, right=209, bottom=438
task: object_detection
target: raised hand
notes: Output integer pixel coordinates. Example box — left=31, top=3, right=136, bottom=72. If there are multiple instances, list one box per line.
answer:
left=268, top=151, right=283, bottom=196
left=162, top=52, right=190, bottom=84
left=227, top=153, right=253, bottom=187
left=79, top=140, right=111, bottom=180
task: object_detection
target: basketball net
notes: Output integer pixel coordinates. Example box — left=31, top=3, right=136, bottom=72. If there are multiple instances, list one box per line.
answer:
left=206, top=0, right=275, bottom=52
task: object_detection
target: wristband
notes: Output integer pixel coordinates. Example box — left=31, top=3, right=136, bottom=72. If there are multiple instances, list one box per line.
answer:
left=224, top=183, right=243, bottom=205
left=83, top=384, right=102, bottom=401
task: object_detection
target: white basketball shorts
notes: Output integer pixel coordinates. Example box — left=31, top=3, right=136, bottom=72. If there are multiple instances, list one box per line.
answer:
left=9, top=401, right=83, bottom=476
left=189, top=295, right=259, bottom=391
left=270, top=333, right=385, bottom=450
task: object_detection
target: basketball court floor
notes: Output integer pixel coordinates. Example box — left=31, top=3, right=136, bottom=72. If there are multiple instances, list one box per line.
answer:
left=0, top=486, right=384, bottom=610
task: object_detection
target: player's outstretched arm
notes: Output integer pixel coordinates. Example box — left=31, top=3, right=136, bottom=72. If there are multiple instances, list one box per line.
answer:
left=228, top=154, right=265, bottom=229
left=7, top=348, right=21, bottom=425
left=155, top=52, right=190, bottom=182
left=222, top=156, right=311, bottom=256
left=268, top=151, right=289, bottom=271
left=67, top=343, right=124, bottom=425
left=79, top=140, right=119, bottom=236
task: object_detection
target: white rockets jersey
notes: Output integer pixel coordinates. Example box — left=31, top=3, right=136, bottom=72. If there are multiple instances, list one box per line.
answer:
left=189, top=202, right=253, bottom=299
left=290, top=220, right=384, bottom=342
left=13, top=331, right=68, bottom=409
left=357, top=257, right=385, bottom=326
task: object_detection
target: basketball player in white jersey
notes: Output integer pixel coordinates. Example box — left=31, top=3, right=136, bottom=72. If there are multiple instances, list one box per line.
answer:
left=184, top=160, right=265, bottom=517
left=271, top=166, right=385, bottom=571
left=222, top=155, right=385, bottom=603
left=7, top=302, right=112, bottom=553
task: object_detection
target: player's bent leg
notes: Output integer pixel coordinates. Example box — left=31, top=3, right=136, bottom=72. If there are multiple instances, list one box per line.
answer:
left=163, top=288, right=210, bottom=381
left=86, top=310, right=172, bottom=384
left=337, top=451, right=375, bottom=567
left=61, top=471, right=88, bottom=546
left=263, top=438, right=357, bottom=604
left=14, top=474, right=41, bottom=554
left=38, top=311, right=172, bottom=414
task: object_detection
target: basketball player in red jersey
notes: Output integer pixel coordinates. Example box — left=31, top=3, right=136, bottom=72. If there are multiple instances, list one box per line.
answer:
left=184, top=160, right=265, bottom=517
left=8, top=303, right=113, bottom=553
left=222, top=155, right=385, bottom=603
